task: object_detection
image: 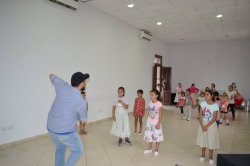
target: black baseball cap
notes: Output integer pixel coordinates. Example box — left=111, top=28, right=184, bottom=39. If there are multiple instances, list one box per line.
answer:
left=71, top=72, right=89, bottom=87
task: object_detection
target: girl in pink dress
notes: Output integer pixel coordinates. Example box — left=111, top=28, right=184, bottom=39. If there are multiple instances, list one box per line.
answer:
left=174, top=83, right=183, bottom=107
left=144, top=89, right=164, bottom=156
left=220, top=93, right=230, bottom=125
left=133, top=89, right=145, bottom=135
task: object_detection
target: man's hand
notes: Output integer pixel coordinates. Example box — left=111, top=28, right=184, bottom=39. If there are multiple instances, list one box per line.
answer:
left=49, top=74, right=54, bottom=79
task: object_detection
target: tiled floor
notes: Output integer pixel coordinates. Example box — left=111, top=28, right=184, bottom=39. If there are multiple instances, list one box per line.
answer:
left=0, top=106, right=250, bottom=166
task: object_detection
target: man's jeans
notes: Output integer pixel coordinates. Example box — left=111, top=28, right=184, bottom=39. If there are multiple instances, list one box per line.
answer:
left=48, top=131, right=83, bottom=166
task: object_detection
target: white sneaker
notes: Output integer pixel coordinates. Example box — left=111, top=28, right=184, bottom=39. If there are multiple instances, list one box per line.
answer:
left=154, top=151, right=159, bottom=156
left=138, top=132, right=142, bottom=135
left=133, top=132, right=137, bottom=135
left=209, top=159, right=214, bottom=165
left=144, top=149, right=153, bottom=154
left=199, top=157, right=205, bottom=162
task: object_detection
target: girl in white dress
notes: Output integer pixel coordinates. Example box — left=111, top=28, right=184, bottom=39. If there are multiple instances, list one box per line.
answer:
left=111, top=87, right=131, bottom=146
left=196, top=90, right=219, bottom=165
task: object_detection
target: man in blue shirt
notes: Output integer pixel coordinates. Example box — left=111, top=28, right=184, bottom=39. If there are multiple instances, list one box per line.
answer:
left=47, top=72, right=89, bottom=166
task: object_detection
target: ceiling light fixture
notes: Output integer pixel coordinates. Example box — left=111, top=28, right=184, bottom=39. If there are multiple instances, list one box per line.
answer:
left=128, top=3, right=134, bottom=8
left=216, top=14, right=223, bottom=18
left=157, top=22, right=162, bottom=25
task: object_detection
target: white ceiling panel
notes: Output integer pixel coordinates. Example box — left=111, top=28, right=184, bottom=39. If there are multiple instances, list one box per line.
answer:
left=87, top=0, right=250, bottom=43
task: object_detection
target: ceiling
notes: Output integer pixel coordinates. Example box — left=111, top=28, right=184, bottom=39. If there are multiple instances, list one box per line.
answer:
left=86, top=0, right=250, bottom=43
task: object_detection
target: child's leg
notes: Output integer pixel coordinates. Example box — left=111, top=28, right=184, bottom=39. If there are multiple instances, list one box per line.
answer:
left=139, top=117, right=143, bottom=133
left=188, top=106, right=192, bottom=120
left=231, top=104, right=235, bottom=120
left=225, top=113, right=229, bottom=124
left=209, top=149, right=213, bottom=160
left=155, top=142, right=160, bottom=151
left=148, top=142, right=153, bottom=150
left=134, top=116, right=138, bottom=133
left=201, top=147, right=206, bottom=157
left=180, top=107, right=184, bottom=114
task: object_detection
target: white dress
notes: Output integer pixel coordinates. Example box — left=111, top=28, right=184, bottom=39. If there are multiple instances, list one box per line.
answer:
left=110, top=97, right=131, bottom=138
left=196, top=102, right=220, bottom=149
left=174, top=87, right=182, bottom=103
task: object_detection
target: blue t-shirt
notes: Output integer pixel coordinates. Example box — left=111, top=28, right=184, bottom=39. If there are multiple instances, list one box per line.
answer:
left=200, top=101, right=219, bottom=122
left=47, top=75, right=88, bottom=134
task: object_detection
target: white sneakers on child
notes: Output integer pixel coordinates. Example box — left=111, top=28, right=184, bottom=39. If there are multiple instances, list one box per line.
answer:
left=154, top=151, right=159, bottom=156
left=144, top=149, right=152, bottom=154
left=144, top=150, right=159, bottom=156
left=199, top=157, right=214, bottom=165
left=209, top=159, right=214, bottom=165
left=199, top=157, right=205, bottom=162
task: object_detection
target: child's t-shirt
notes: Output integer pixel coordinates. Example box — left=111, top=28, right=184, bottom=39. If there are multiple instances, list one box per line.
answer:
left=179, top=96, right=185, bottom=107
left=185, top=95, right=192, bottom=106
left=226, top=90, right=237, bottom=104
left=147, top=101, right=162, bottom=125
left=221, top=100, right=229, bottom=113
left=200, top=101, right=219, bottom=122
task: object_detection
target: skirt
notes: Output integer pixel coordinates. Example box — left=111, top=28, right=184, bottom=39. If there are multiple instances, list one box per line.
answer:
left=144, top=123, right=164, bottom=142
left=110, top=108, right=130, bottom=138
left=196, top=121, right=219, bottom=149
left=174, top=93, right=180, bottom=103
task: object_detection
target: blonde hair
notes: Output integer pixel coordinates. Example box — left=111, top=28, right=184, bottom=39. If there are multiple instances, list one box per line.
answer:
left=223, top=92, right=229, bottom=99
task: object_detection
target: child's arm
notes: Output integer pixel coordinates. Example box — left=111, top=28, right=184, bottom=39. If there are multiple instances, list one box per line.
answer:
left=133, top=99, right=136, bottom=115
left=118, top=99, right=129, bottom=109
left=156, top=107, right=163, bottom=129
left=199, top=107, right=205, bottom=130
left=112, top=106, right=116, bottom=121
left=204, top=111, right=218, bottom=130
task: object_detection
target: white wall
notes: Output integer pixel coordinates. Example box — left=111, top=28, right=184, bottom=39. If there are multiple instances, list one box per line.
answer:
left=0, top=0, right=170, bottom=145
left=170, top=40, right=250, bottom=99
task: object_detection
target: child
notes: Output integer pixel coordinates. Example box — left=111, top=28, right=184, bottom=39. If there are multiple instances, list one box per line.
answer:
left=79, top=91, right=88, bottom=135
left=178, top=92, right=186, bottom=115
left=226, top=85, right=237, bottom=120
left=144, top=89, right=164, bottom=156
left=133, top=89, right=145, bottom=135
left=183, top=90, right=192, bottom=121
left=196, top=90, right=220, bottom=165
left=197, top=91, right=205, bottom=119
left=220, top=93, right=230, bottom=125
left=174, top=83, right=183, bottom=107
left=213, top=91, right=221, bottom=127
left=111, top=87, right=132, bottom=146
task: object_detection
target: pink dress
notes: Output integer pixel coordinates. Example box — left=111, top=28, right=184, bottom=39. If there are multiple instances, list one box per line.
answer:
left=144, top=101, right=164, bottom=142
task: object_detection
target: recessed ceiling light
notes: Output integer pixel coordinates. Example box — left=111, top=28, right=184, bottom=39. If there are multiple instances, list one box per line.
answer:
left=157, top=22, right=162, bottom=25
left=128, top=3, right=134, bottom=8
left=216, top=14, right=223, bottom=18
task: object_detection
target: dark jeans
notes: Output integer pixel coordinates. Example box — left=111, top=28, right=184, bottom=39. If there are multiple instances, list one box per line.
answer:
left=180, top=106, right=184, bottom=114
left=228, top=104, right=235, bottom=119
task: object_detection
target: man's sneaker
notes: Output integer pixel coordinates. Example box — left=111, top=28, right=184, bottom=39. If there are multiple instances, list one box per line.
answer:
left=199, top=157, right=205, bottom=162
left=209, top=159, right=214, bottom=165
left=125, top=138, right=132, bottom=145
left=144, top=149, right=153, bottom=154
left=118, top=139, right=123, bottom=146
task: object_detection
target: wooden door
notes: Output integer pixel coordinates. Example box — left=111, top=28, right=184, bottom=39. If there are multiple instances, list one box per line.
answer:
left=162, top=67, right=172, bottom=105
left=152, top=64, right=163, bottom=92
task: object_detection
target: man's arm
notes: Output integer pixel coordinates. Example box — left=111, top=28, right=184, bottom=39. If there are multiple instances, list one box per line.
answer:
left=78, top=101, right=88, bottom=124
left=49, top=74, right=67, bottom=89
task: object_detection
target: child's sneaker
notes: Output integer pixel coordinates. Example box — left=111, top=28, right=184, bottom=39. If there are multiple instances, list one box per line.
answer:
left=209, top=159, right=214, bottom=165
left=199, top=157, right=205, bottom=162
left=118, top=138, right=123, bottom=146
left=226, top=123, right=230, bottom=125
left=124, top=138, right=132, bottom=145
left=144, top=149, right=153, bottom=154
left=138, top=132, right=142, bottom=135
left=154, top=151, right=159, bottom=156
left=133, top=132, right=137, bottom=134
